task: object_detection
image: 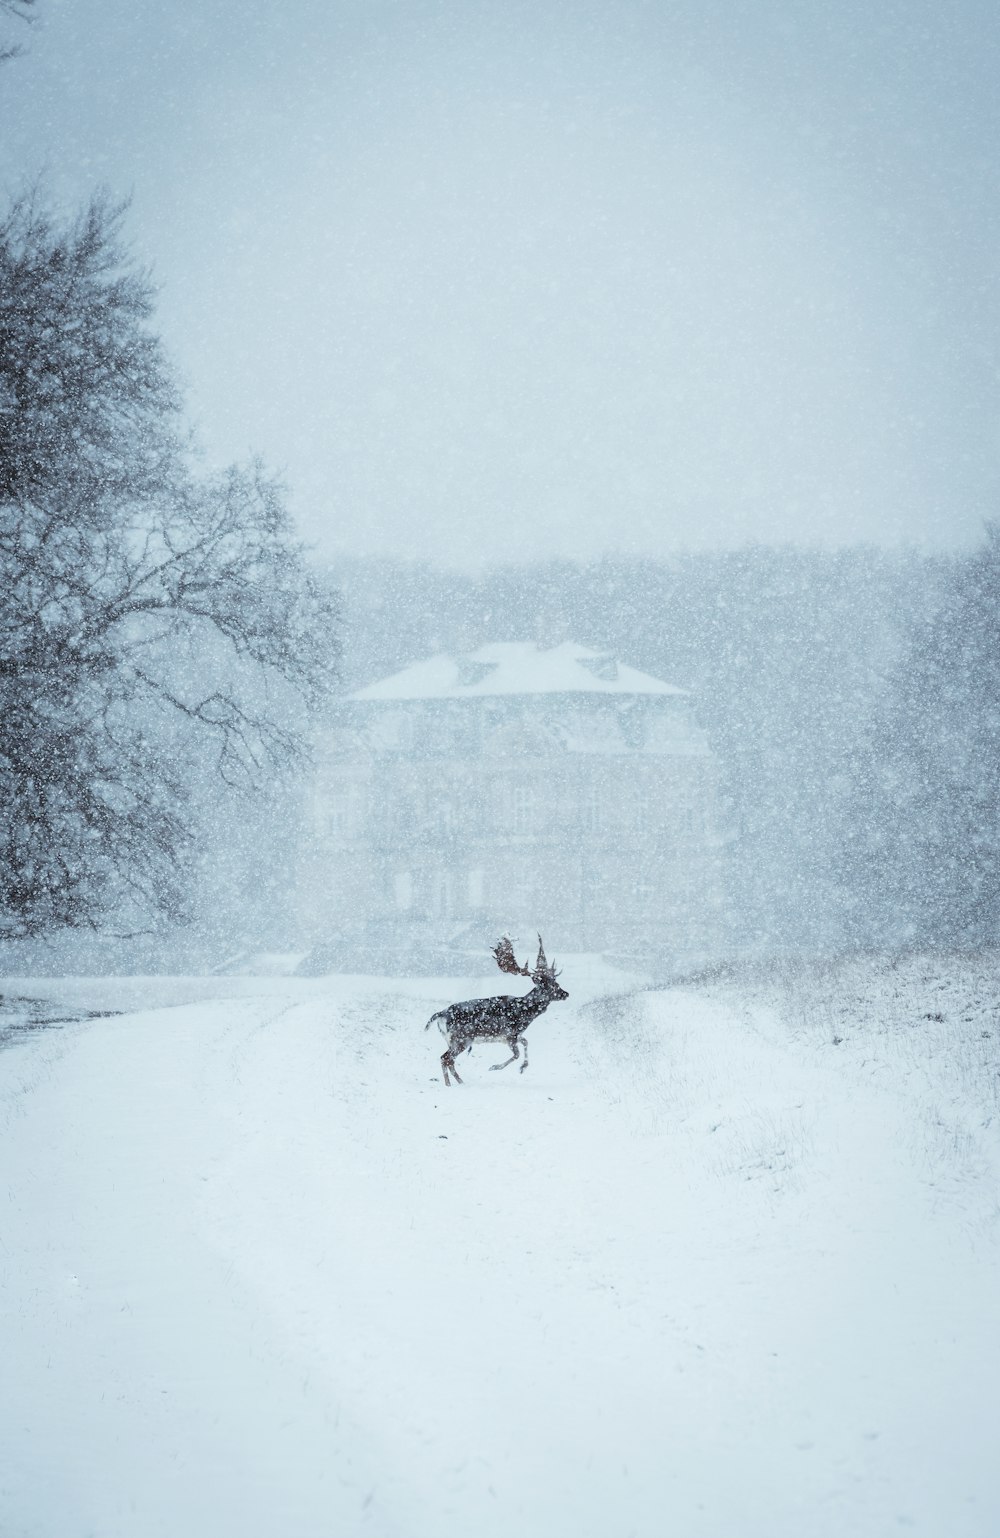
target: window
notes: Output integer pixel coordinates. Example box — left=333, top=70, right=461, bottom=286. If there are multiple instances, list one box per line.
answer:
left=505, top=868, right=535, bottom=913
left=433, top=797, right=454, bottom=837
left=385, top=712, right=413, bottom=751
left=327, top=785, right=361, bottom=837
left=431, top=870, right=454, bottom=918
left=580, top=782, right=602, bottom=834
left=510, top=784, right=534, bottom=835
left=676, top=804, right=704, bottom=837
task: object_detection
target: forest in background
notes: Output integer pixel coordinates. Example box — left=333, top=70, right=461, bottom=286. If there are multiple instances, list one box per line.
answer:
left=7, top=454, right=998, bottom=974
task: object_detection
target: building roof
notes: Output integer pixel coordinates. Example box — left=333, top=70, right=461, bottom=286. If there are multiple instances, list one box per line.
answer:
left=349, top=641, right=686, bottom=702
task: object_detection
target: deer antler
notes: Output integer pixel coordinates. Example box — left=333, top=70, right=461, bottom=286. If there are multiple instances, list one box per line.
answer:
left=493, top=936, right=531, bottom=977
left=531, top=935, right=560, bottom=981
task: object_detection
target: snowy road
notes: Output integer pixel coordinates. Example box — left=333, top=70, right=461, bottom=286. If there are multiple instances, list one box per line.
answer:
left=2, top=972, right=999, bottom=1536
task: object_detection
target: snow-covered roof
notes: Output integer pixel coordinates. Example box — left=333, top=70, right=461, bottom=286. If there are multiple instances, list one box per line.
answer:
left=349, top=642, right=686, bottom=701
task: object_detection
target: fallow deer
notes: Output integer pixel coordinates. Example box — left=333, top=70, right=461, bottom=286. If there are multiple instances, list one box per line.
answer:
left=425, top=936, right=568, bottom=1086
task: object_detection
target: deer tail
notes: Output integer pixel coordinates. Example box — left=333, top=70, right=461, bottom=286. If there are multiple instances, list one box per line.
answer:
left=425, top=1010, right=447, bottom=1032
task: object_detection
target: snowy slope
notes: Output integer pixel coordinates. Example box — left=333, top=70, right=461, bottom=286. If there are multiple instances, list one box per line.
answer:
left=2, top=968, right=999, bottom=1537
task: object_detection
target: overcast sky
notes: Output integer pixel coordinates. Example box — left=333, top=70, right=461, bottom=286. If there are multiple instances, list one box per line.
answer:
left=2, top=0, right=999, bottom=567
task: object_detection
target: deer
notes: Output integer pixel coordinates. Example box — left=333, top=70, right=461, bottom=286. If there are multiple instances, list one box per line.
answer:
left=425, top=936, right=569, bottom=1086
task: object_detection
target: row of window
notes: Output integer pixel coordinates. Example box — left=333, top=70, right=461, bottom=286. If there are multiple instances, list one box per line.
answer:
left=323, top=785, right=708, bottom=839
left=394, top=868, right=485, bottom=916
left=390, top=866, right=711, bottom=919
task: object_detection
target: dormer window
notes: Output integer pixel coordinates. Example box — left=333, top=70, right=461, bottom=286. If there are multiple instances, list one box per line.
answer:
left=455, top=656, right=498, bottom=688
left=577, top=654, right=619, bottom=683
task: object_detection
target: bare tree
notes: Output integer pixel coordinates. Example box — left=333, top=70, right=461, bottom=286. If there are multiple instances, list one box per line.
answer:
left=0, top=193, right=339, bottom=937
left=0, top=0, right=35, bottom=65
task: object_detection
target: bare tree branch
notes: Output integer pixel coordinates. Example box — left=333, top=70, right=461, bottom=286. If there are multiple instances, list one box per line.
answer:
left=0, top=0, right=35, bottom=65
left=0, top=193, right=340, bottom=936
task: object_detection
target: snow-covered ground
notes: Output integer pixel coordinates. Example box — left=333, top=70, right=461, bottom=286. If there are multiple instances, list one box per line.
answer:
left=2, top=955, right=999, bottom=1537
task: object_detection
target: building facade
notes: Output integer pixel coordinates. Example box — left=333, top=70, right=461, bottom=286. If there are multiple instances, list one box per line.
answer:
left=301, top=641, right=725, bottom=969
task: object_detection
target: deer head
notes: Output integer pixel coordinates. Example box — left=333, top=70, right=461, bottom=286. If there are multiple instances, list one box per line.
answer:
left=493, top=935, right=568, bottom=999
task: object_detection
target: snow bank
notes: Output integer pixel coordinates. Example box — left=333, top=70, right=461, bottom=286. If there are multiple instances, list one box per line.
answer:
left=2, top=964, right=998, bottom=1536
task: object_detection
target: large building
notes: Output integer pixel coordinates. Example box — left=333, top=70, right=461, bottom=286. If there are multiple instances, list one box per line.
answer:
left=301, top=641, right=725, bottom=970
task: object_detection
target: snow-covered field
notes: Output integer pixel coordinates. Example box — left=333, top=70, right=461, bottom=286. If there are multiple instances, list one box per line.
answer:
left=2, top=955, right=999, bottom=1537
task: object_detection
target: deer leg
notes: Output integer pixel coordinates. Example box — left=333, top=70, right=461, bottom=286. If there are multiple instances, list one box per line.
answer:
left=519, top=1035, right=529, bottom=1073
left=441, top=1049, right=463, bottom=1086
left=490, top=1039, right=520, bottom=1071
